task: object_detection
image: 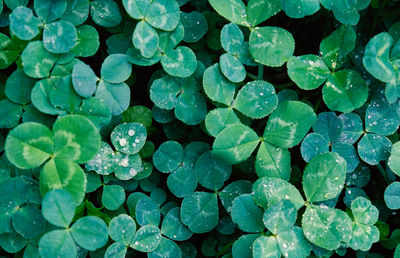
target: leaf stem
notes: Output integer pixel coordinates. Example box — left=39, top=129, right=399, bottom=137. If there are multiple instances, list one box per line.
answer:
left=215, top=241, right=235, bottom=257
left=376, top=163, right=390, bottom=184
left=246, top=71, right=258, bottom=80
left=258, top=64, right=264, bottom=80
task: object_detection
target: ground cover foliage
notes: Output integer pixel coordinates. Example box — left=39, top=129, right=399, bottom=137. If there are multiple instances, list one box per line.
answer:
left=0, top=0, right=400, bottom=257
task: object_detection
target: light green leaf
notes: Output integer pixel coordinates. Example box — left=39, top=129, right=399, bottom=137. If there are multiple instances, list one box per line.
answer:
left=161, top=207, right=192, bottom=241
left=135, top=196, right=161, bottom=227
left=337, top=113, right=363, bottom=144
left=130, top=224, right=161, bottom=252
left=231, top=194, right=264, bottom=233
left=255, top=141, right=291, bottom=180
left=133, top=21, right=159, bottom=58
left=249, top=26, right=295, bottom=67
left=246, top=0, right=281, bottom=26
left=53, top=115, right=101, bottom=164
left=302, top=205, right=352, bottom=250
left=220, top=53, right=246, bottom=83
left=5, top=122, right=53, bottom=169
left=12, top=204, right=46, bottom=239
left=21, top=41, right=57, bottom=78
left=0, top=33, right=21, bottom=69
left=0, top=99, right=23, bottom=129
left=233, top=80, right=278, bottom=119
left=252, top=177, right=304, bottom=210
left=232, top=234, right=259, bottom=258
left=263, top=101, right=316, bottom=148
left=175, top=91, right=207, bottom=125
left=72, top=24, right=100, bottom=57
left=357, top=133, right=391, bottom=165
left=38, top=230, right=76, bottom=258
left=384, top=182, right=400, bottom=209
left=212, top=124, right=260, bottom=165
left=101, top=54, right=132, bottom=83
left=5, top=69, right=36, bottom=105
left=70, top=216, right=108, bottom=251
left=34, top=0, right=67, bottom=22
left=90, top=0, right=122, bottom=27
left=167, top=165, right=198, bottom=198
left=300, top=133, right=329, bottom=163
left=363, top=32, right=395, bottom=82
left=276, top=227, right=311, bottom=257
left=61, top=0, right=90, bottom=26
left=181, top=192, right=219, bottom=233
left=105, top=242, right=127, bottom=258
left=181, top=11, right=208, bottom=43
left=85, top=141, right=119, bottom=175
left=102, top=184, right=125, bottom=210
left=43, top=20, right=77, bottom=54
left=9, top=6, right=40, bottom=40
left=145, top=0, right=180, bottom=31
left=203, top=64, right=236, bottom=106
left=365, top=98, right=400, bottom=136
left=263, top=200, right=296, bottom=234
left=205, top=108, right=241, bottom=137
left=123, top=0, right=150, bottom=19
left=287, top=55, right=330, bottom=90
left=161, top=46, right=197, bottom=78
left=148, top=237, right=182, bottom=258
left=281, top=0, right=320, bottom=18
left=302, top=152, right=347, bottom=202
left=110, top=122, right=147, bottom=155
left=42, top=189, right=75, bottom=227
left=39, top=158, right=86, bottom=205
left=252, top=236, right=279, bottom=258
left=389, top=142, right=400, bottom=176
left=323, top=69, right=368, bottom=113
left=49, top=75, right=81, bottom=113
left=209, top=0, right=248, bottom=26
left=153, top=141, right=183, bottom=173
left=95, top=81, right=130, bottom=115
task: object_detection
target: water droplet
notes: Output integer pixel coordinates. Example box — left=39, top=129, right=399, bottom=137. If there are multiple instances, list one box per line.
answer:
left=128, top=129, right=135, bottom=136
left=119, top=138, right=127, bottom=146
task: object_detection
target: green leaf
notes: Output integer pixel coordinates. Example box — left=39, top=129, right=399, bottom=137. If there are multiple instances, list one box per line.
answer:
left=256, top=141, right=291, bottom=180
left=85, top=141, right=118, bottom=175
left=130, top=224, right=161, bottom=252
left=357, top=133, right=391, bottom=165
left=384, top=182, right=400, bottom=209
left=220, top=23, right=244, bottom=54
left=249, top=26, right=295, bottom=67
left=0, top=33, right=21, bottom=69
left=349, top=197, right=380, bottom=251
left=43, top=20, right=77, bottom=54
left=90, top=0, right=122, bottom=27
left=181, top=192, right=219, bottom=233
left=312, top=112, right=343, bottom=143
left=42, top=189, right=75, bottom=227
left=72, top=24, right=100, bottom=57
left=101, top=54, right=132, bottom=83
left=332, top=142, right=359, bottom=172
left=114, top=153, right=142, bottom=180
left=122, top=0, right=150, bottom=19
left=157, top=22, right=184, bottom=52
left=122, top=106, right=153, bottom=127
left=363, top=32, right=395, bottom=82
left=4, top=0, right=29, bottom=10
left=148, top=237, right=181, bottom=258
left=252, top=236, right=280, bottom=258
left=9, top=6, right=40, bottom=40
left=287, top=55, right=330, bottom=90
left=231, top=194, right=264, bottom=233
left=302, top=205, right=352, bottom=250
left=75, top=97, right=112, bottom=129
left=233, top=80, right=278, bottom=119
left=38, top=230, right=76, bottom=258
left=205, top=108, right=241, bottom=137
left=161, top=207, right=192, bottom=241
left=95, top=81, right=130, bottom=116
left=161, top=46, right=197, bottom=78
left=252, top=177, right=304, bottom=210
left=5, top=69, right=36, bottom=105
left=150, top=76, right=180, bottom=110
left=153, top=141, right=183, bottom=173
left=194, top=151, right=231, bottom=191
left=276, top=227, right=311, bottom=257
left=34, top=0, right=67, bottom=22
left=12, top=204, right=46, bottom=239
left=219, top=53, right=246, bottom=83
left=365, top=98, right=400, bottom=136
left=145, top=0, right=180, bottom=31
left=203, top=64, right=236, bottom=106
left=167, top=165, right=198, bottom=198
left=263, top=200, right=296, bottom=234
left=303, top=152, right=347, bottom=202
left=31, top=79, right=61, bottom=115
left=70, top=216, right=108, bottom=251
left=102, top=184, right=126, bottom=210
left=300, top=133, right=329, bottom=162
left=337, top=113, right=364, bottom=144
left=323, top=70, right=368, bottom=113
left=233, top=234, right=259, bottom=258
left=263, top=101, right=317, bottom=148
left=209, top=0, right=248, bottom=26
left=281, top=0, right=320, bottom=18
left=219, top=180, right=252, bottom=212
left=135, top=196, right=161, bottom=226
left=212, top=124, right=260, bottom=165
left=111, top=122, right=147, bottom=155
left=246, top=0, right=281, bottom=26
left=5, top=122, right=53, bottom=169
left=40, top=158, right=86, bottom=205
left=0, top=99, right=23, bottom=129
left=389, top=142, right=400, bottom=176
left=133, top=21, right=159, bottom=58
left=320, top=25, right=356, bottom=70
left=21, top=41, right=57, bottom=78
left=49, top=75, right=81, bottom=113
left=61, top=0, right=89, bottom=26
left=105, top=242, right=127, bottom=258
left=181, top=11, right=208, bottom=43
left=53, top=115, right=101, bottom=163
